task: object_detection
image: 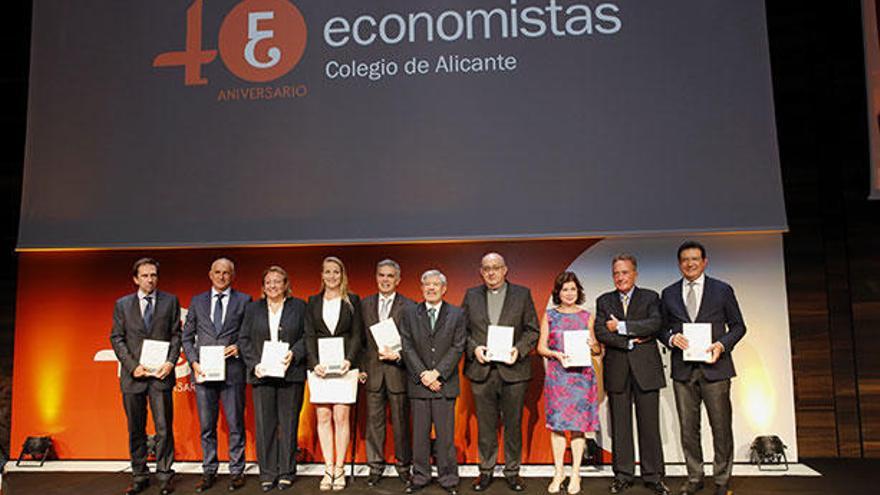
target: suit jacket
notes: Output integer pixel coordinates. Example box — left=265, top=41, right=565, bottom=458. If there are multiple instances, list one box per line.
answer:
left=361, top=292, right=416, bottom=393
left=462, top=283, right=539, bottom=383
left=110, top=290, right=182, bottom=394
left=660, top=276, right=747, bottom=382
left=239, top=297, right=307, bottom=384
left=182, top=288, right=252, bottom=384
left=594, top=287, right=666, bottom=393
left=304, top=293, right=364, bottom=371
left=400, top=301, right=466, bottom=399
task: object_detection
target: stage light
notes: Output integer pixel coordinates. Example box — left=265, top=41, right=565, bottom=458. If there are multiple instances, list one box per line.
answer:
left=749, top=435, right=788, bottom=471
left=15, top=436, right=54, bottom=467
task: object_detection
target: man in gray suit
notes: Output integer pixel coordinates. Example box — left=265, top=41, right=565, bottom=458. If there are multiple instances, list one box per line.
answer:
left=661, top=241, right=746, bottom=495
left=110, top=258, right=181, bottom=495
left=400, top=270, right=466, bottom=495
left=595, top=254, right=669, bottom=495
left=182, top=258, right=252, bottom=492
left=462, top=253, right=539, bottom=492
left=360, top=259, right=415, bottom=487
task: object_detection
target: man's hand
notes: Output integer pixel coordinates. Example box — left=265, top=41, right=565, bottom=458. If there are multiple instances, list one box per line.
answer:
left=224, top=344, right=239, bottom=358
left=671, top=333, right=690, bottom=350
left=475, top=346, right=489, bottom=364
left=314, top=364, right=327, bottom=378
left=505, top=347, right=519, bottom=365
left=420, top=369, right=440, bottom=387
left=191, top=362, right=204, bottom=379
left=133, top=365, right=149, bottom=378
left=706, top=342, right=724, bottom=364
left=358, top=371, right=368, bottom=384
left=428, top=380, right=442, bottom=393
left=254, top=364, right=266, bottom=378
left=378, top=346, right=400, bottom=361
left=154, top=362, right=175, bottom=380
left=605, top=314, right=620, bottom=332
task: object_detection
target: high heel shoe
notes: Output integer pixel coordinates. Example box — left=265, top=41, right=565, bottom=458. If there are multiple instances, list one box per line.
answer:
left=319, top=469, right=334, bottom=492
left=332, top=466, right=346, bottom=491
left=548, top=473, right=566, bottom=494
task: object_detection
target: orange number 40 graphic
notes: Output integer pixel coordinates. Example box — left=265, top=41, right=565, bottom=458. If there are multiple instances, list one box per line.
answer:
left=153, top=0, right=308, bottom=85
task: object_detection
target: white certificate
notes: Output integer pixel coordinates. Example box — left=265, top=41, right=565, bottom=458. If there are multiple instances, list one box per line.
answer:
left=370, top=318, right=402, bottom=352
left=198, top=345, right=226, bottom=382
left=319, top=337, right=346, bottom=374
left=139, top=339, right=170, bottom=374
left=562, top=330, right=592, bottom=368
left=683, top=323, right=712, bottom=362
left=260, top=341, right=289, bottom=378
left=308, top=369, right=359, bottom=404
left=486, top=325, right=514, bottom=362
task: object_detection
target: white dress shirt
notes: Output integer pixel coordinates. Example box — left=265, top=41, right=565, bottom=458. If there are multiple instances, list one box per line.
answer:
left=323, top=297, right=341, bottom=334
left=681, top=273, right=706, bottom=319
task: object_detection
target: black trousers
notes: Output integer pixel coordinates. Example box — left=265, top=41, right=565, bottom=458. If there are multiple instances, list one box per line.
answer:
left=673, top=369, right=733, bottom=486
left=122, top=385, right=174, bottom=482
left=470, top=368, right=528, bottom=478
left=365, top=383, right=411, bottom=475
left=411, top=397, right=458, bottom=489
left=608, top=373, right=664, bottom=483
left=253, top=381, right=304, bottom=483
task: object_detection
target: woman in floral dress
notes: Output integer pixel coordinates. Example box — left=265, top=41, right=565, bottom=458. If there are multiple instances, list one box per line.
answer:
left=538, top=271, right=602, bottom=495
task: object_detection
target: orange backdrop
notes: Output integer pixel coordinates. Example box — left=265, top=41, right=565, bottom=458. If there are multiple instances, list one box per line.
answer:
left=11, top=239, right=602, bottom=463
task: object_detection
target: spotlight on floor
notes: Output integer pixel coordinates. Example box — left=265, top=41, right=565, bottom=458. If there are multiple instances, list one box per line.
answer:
left=16, top=436, right=54, bottom=468
left=749, top=435, right=788, bottom=471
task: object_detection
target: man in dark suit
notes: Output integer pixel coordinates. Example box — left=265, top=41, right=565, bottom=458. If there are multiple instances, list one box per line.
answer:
left=595, top=254, right=670, bottom=495
left=400, top=270, right=466, bottom=495
left=360, top=259, right=415, bottom=487
left=661, top=241, right=746, bottom=495
left=462, top=253, right=538, bottom=492
left=182, top=258, right=252, bottom=492
left=110, top=258, right=181, bottom=495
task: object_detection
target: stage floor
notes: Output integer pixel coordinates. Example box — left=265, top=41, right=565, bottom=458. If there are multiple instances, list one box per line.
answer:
left=2, top=459, right=876, bottom=495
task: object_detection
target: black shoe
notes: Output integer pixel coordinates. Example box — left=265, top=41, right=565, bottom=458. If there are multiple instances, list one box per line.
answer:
left=713, top=484, right=729, bottom=495
left=610, top=479, right=633, bottom=494
left=367, top=473, right=382, bottom=487
left=406, top=484, right=428, bottom=494
left=679, top=481, right=704, bottom=495
left=505, top=476, right=525, bottom=492
left=123, top=479, right=150, bottom=495
left=399, top=471, right=413, bottom=486
left=472, top=475, right=493, bottom=492
left=277, top=477, right=295, bottom=491
left=228, top=474, right=246, bottom=491
left=261, top=481, right=276, bottom=493
left=445, top=486, right=459, bottom=495
left=196, top=475, right=216, bottom=493
left=159, top=480, right=175, bottom=495
left=645, top=481, right=671, bottom=495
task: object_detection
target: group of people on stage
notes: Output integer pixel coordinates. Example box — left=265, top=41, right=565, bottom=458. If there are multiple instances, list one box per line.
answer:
left=110, top=240, right=746, bottom=495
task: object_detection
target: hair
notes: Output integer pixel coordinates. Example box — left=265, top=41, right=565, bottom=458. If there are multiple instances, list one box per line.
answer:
left=551, top=271, right=585, bottom=306
left=611, top=253, right=638, bottom=270
left=261, top=265, right=291, bottom=298
left=211, top=257, right=236, bottom=273
left=321, top=256, right=352, bottom=307
left=480, top=252, right=506, bottom=268
left=677, top=240, right=707, bottom=260
left=132, top=257, right=159, bottom=277
left=420, top=269, right=448, bottom=286
left=376, top=258, right=401, bottom=277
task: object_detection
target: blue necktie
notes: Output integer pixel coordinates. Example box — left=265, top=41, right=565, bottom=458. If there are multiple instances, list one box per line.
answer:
left=143, top=296, right=154, bottom=329
left=214, top=293, right=225, bottom=333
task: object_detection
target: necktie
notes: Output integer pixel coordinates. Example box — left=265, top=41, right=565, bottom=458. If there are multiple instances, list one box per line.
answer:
left=686, top=281, right=698, bottom=322
left=214, top=293, right=225, bottom=332
left=380, top=297, right=391, bottom=321
left=143, top=296, right=154, bottom=329
left=621, top=293, right=629, bottom=317
left=427, top=307, right=437, bottom=330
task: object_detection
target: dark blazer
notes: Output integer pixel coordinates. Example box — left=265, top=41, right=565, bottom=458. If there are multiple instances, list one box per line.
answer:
left=361, top=292, right=416, bottom=393
left=400, top=302, right=466, bottom=399
left=110, top=290, right=182, bottom=394
left=182, top=288, right=252, bottom=383
left=239, top=297, right=307, bottom=384
left=304, top=293, right=364, bottom=371
left=462, top=283, right=539, bottom=383
left=595, top=287, right=666, bottom=393
left=660, top=276, right=747, bottom=382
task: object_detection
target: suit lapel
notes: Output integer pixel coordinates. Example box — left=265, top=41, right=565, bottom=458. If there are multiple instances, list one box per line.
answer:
left=671, top=280, right=690, bottom=322
left=433, top=303, right=449, bottom=334
left=128, top=294, right=147, bottom=335
left=695, top=277, right=711, bottom=322
left=476, top=286, right=490, bottom=326
left=497, top=285, right=516, bottom=325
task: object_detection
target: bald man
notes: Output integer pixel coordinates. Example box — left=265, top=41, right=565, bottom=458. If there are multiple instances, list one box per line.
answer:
left=462, top=253, right=539, bottom=492
left=182, top=258, right=252, bottom=492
